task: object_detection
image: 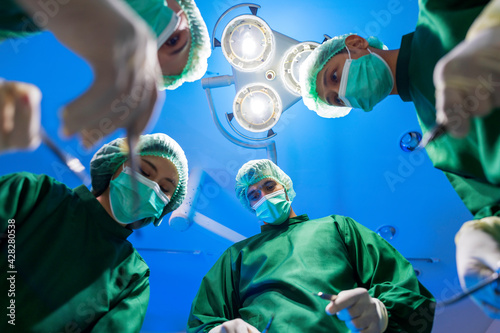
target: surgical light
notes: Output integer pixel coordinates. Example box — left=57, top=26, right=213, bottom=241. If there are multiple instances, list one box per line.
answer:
left=234, top=84, right=282, bottom=132
left=202, top=4, right=320, bottom=163
left=281, top=42, right=319, bottom=95
left=221, top=15, right=274, bottom=72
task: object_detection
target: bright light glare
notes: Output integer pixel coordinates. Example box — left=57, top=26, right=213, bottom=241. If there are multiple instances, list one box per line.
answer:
left=221, top=15, right=274, bottom=72
left=242, top=92, right=273, bottom=124
left=231, top=24, right=264, bottom=61
left=241, top=37, right=257, bottom=58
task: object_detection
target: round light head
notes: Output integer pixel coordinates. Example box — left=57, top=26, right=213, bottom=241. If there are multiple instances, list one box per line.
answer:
left=233, top=84, right=282, bottom=133
left=281, top=41, right=319, bottom=96
left=221, top=15, right=275, bottom=72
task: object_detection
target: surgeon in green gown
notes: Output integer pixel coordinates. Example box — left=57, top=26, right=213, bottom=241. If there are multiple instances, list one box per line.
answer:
left=299, top=0, right=500, bottom=221
left=0, top=133, right=188, bottom=332
left=187, top=159, right=435, bottom=333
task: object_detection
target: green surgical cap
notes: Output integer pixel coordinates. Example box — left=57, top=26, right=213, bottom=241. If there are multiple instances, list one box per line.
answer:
left=161, top=0, right=211, bottom=90
left=90, top=133, right=188, bottom=226
left=235, top=159, right=296, bottom=212
left=299, top=33, right=386, bottom=118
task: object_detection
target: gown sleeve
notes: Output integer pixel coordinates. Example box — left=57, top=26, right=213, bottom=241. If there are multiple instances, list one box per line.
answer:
left=0, top=172, right=67, bottom=232
left=187, top=248, right=241, bottom=333
left=90, top=265, right=150, bottom=332
left=336, top=216, right=436, bottom=333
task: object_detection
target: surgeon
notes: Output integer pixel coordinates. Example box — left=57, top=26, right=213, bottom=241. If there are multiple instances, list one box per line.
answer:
left=433, top=0, right=500, bottom=319
left=187, top=159, right=435, bottom=333
left=299, top=0, right=500, bottom=306
left=299, top=1, right=499, bottom=217
left=0, top=0, right=210, bottom=149
left=0, top=133, right=188, bottom=332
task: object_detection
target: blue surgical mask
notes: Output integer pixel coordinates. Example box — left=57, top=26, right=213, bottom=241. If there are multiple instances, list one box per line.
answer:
left=338, top=47, right=394, bottom=111
left=252, top=189, right=292, bottom=225
left=109, top=166, right=170, bottom=224
left=124, top=0, right=180, bottom=48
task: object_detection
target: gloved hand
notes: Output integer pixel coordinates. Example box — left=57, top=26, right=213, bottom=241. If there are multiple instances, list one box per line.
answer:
left=433, top=25, right=500, bottom=138
left=456, top=217, right=500, bottom=318
left=208, top=319, right=260, bottom=333
left=325, top=288, right=388, bottom=333
left=17, top=0, right=162, bottom=148
left=0, top=80, right=41, bottom=152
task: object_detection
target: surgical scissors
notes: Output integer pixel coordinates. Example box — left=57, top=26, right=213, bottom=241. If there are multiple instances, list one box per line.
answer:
left=315, top=292, right=338, bottom=302
left=417, top=123, right=447, bottom=150
left=440, top=271, right=500, bottom=306
left=127, top=133, right=141, bottom=215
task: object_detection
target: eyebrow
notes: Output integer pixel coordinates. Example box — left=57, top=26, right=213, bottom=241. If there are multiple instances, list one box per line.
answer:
left=142, top=159, right=176, bottom=186
left=323, top=67, right=329, bottom=90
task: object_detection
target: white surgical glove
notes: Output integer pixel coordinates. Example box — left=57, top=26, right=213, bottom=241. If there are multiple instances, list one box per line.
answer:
left=433, top=0, right=500, bottom=138
left=16, top=0, right=162, bottom=148
left=208, top=319, right=260, bottom=333
left=456, top=217, right=500, bottom=319
left=325, top=288, right=388, bottom=333
left=0, top=80, right=41, bottom=153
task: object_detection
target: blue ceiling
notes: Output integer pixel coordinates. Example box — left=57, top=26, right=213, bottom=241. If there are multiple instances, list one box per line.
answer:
left=0, top=0, right=495, bottom=332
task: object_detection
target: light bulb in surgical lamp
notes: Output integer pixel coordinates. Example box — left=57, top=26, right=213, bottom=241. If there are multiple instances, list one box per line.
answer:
left=281, top=42, right=319, bottom=95
left=221, top=15, right=274, bottom=72
left=233, top=84, right=282, bottom=133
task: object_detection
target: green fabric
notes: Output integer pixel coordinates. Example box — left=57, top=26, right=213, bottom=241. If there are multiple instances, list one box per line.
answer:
left=0, top=0, right=39, bottom=40
left=397, top=0, right=500, bottom=218
left=0, top=172, right=150, bottom=332
left=187, top=214, right=435, bottom=333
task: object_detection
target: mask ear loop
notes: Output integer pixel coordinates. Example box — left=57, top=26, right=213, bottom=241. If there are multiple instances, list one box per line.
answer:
left=345, top=46, right=352, bottom=59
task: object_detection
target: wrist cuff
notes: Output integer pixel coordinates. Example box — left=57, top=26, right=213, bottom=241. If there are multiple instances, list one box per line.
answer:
left=374, top=298, right=388, bottom=332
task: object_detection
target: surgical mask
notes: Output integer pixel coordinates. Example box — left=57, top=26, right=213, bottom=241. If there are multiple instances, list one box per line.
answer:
left=125, top=0, right=180, bottom=49
left=109, top=166, right=170, bottom=224
left=338, top=47, right=394, bottom=111
left=252, top=189, right=292, bottom=225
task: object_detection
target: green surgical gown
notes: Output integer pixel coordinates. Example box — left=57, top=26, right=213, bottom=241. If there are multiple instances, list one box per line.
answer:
left=396, top=0, right=500, bottom=218
left=187, top=214, right=435, bottom=333
left=0, top=172, right=150, bottom=332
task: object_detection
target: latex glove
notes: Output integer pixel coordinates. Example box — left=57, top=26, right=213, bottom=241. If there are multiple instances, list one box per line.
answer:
left=208, top=319, right=260, bottom=333
left=0, top=81, right=41, bottom=152
left=16, top=0, right=162, bottom=148
left=456, top=217, right=500, bottom=318
left=433, top=25, right=500, bottom=138
left=325, top=288, right=388, bottom=333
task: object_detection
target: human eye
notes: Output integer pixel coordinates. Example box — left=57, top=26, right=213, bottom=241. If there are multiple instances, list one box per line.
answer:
left=247, top=190, right=259, bottom=202
left=165, top=35, right=180, bottom=47
left=335, top=96, right=345, bottom=106
left=139, top=167, right=150, bottom=178
left=331, top=71, right=338, bottom=82
left=266, top=182, right=276, bottom=191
